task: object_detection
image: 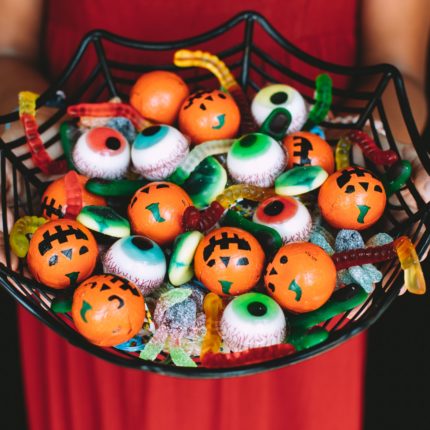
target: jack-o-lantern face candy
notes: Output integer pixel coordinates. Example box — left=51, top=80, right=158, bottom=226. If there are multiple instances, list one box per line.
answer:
left=264, top=242, right=336, bottom=313
left=128, top=181, right=193, bottom=246
left=178, top=89, right=241, bottom=144
left=27, top=219, right=98, bottom=289
left=318, top=166, right=386, bottom=230
left=72, top=274, right=145, bottom=347
left=194, top=227, right=265, bottom=296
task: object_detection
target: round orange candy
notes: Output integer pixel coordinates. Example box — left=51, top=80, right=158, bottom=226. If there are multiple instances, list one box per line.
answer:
left=282, top=131, right=334, bottom=174
left=194, top=227, right=264, bottom=296
left=130, top=71, right=189, bottom=125
left=318, top=166, right=386, bottom=230
left=264, top=242, right=336, bottom=313
left=41, top=173, right=106, bottom=220
left=72, top=274, right=145, bottom=347
left=27, top=219, right=98, bottom=289
left=128, top=181, right=192, bottom=246
left=178, top=89, right=240, bottom=144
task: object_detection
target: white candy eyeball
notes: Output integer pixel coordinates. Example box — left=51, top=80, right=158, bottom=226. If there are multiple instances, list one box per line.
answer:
left=251, top=84, right=308, bottom=133
left=73, top=127, right=130, bottom=179
left=131, top=125, right=189, bottom=180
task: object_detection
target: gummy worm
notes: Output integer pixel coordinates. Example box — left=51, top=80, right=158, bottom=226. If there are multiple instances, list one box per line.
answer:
left=63, top=170, right=84, bottom=219
left=174, top=49, right=258, bottom=134
left=200, top=293, right=224, bottom=358
left=67, top=102, right=151, bottom=131
left=85, top=177, right=148, bottom=197
left=335, top=136, right=352, bottom=170
left=9, top=215, right=47, bottom=258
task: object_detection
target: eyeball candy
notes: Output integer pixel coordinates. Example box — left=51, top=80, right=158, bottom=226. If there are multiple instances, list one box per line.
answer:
left=253, top=196, right=312, bottom=244
left=27, top=219, right=98, bottom=289
left=251, top=84, right=308, bottom=133
left=102, top=236, right=166, bottom=295
left=129, top=70, right=189, bottom=125
left=128, top=181, right=193, bottom=246
left=264, top=242, right=337, bottom=313
left=73, top=127, right=130, bottom=179
left=193, top=227, right=265, bottom=296
left=178, top=89, right=241, bottom=144
left=72, top=274, right=145, bottom=346
left=41, top=173, right=106, bottom=220
left=318, top=166, right=386, bottom=230
left=220, top=292, right=287, bottom=352
left=227, top=133, right=286, bottom=187
left=131, top=125, right=189, bottom=180
left=282, top=131, right=334, bottom=174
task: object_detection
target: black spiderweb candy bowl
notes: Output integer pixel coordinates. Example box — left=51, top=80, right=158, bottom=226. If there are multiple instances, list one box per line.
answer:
left=0, top=11, right=429, bottom=378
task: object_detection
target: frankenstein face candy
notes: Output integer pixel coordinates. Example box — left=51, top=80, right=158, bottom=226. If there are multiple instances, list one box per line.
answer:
left=220, top=292, right=287, bottom=352
left=27, top=219, right=98, bottom=289
left=130, top=71, right=189, bottom=125
left=131, top=125, right=189, bottom=180
left=282, top=131, right=334, bottom=174
left=251, top=84, right=308, bottom=133
left=128, top=181, right=192, bottom=246
left=73, top=127, right=130, bottom=179
left=72, top=274, right=145, bottom=346
left=264, top=242, right=336, bottom=313
left=253, top=196, right=312, bottom=244
left=41, top=172, right=106, bottom=220
left=227, top=133, right=286, bottom=187
left=194, top=227, right=264, bottom=296
left=178, top=89, right=240, bottom=144
left=102, top=236, right=166, bottom=296
left=318, top=166, right=386, bottom=230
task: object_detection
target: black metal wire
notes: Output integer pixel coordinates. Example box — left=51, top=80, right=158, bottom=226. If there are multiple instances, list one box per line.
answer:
left=0, top=10, right=428, bottom=377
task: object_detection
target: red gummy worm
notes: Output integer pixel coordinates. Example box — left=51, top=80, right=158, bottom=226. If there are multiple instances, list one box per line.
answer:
left=201, top=343, right=296, bottom=368
left=229, top=85, right=258, bottom=135
left=182, top=201, right=225, bottom=232
left=332, top=243, right=397, bottom=270
left=348, top=130, right=398, bottom=166
left=67, top=102, right=148, bottom=130
left=20, top=114, right=67, bottom=175
left=63, top=171, right=83, bottom=219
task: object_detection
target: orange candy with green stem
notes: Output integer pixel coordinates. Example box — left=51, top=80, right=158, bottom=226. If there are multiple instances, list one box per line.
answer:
left=128, top=181, right=192, bottom=246
left=179, top=89, right=240, bottom=144
left=194, top=227, right=264, bottom=296
left=318, top=166, right=386, bottom=230
left=130, top=70, right=189, bottom=125
left=264, top=242, right=336, bottom=313
left=72, top=274, right=145, bottom=347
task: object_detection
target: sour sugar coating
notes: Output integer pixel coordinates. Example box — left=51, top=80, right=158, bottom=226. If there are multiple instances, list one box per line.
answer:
left=282, top=131, right=334, bottom=174
left=200, top=292, right=224, bottom=358
left=220, top=292, right=287, bottom=352
left=318, top=166, right=386, bottom=230
left=265, top=242, right=337, bottom=313
left=251, top=84, right=308, bottom=133
left=168, top=139, right=234, bottom=185
left=9, top=216, right=47, bottom=258
left=102, top=235, right=166, bottom=296
left=131, top=125, right=189, bottom=180
left=194, top=227, right=265, bottom=296
left=334, top=229, right=365, bottom=252
left=106, top=117, right=137, bottom=144
left=73, top=127, right=130, bottom=179
left=253, top=196, right=312, bottom=244
left=72, top=274, right=145, bottom=347
left=275, top=165, right=328, bottom=196
left=227, top=133, right=286, bottom=187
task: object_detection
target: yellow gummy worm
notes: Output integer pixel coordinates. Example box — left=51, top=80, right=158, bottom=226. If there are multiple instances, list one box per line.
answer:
left=216, top=184, right=276, bottom=209
left=18, top=91, right=39, bottom=118
left=9, top=216, right=47, bottom=258
left=174, top=49, right=237, bottom=90
left=200, top=292, right=224, bottom=358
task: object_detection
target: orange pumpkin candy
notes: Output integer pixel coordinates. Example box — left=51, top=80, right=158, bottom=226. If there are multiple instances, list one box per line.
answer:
left=27, top=219, right=98, bottom=289
left=178, top=89, right=240, bottom=144
left=318, top=166, right=386, bottom=230
left=41, top=172, right=106, bottom=220
left=264, top=242, right=336, bottom=313
left=72, top=274, right=145, bottom=347
left=282, top=131, right=334, bottom=174
left=128, top=181, right=192, bottom=246
left=129, top=70, right=189, bottom=125
left=194, top=227, right=264, bottom=296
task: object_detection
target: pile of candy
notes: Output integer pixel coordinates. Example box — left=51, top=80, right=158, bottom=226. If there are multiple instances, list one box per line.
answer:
left=10, top=49, right=426, bottom=368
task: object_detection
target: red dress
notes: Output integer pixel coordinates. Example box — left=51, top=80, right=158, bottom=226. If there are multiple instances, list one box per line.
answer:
left=19, top=1, right=366, bottom=429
